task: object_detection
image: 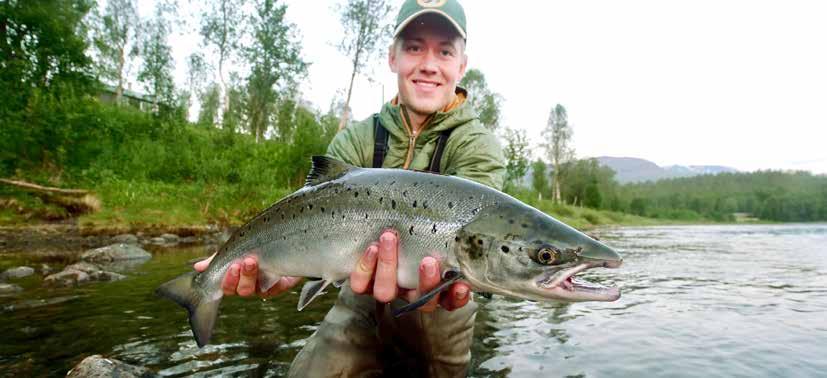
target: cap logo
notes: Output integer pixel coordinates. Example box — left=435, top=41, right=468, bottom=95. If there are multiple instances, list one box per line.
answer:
left=417, top=0, right=447, bottom=8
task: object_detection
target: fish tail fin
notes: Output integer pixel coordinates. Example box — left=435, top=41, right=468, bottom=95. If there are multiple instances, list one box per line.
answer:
left=156, top=272, right=220, bottom=347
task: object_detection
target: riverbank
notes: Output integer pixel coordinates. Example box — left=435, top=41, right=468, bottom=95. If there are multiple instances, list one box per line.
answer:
left=0, top=179, right=717, bottom=253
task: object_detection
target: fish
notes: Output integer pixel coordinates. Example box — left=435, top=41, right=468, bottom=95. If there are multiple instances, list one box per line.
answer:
left=156, top=156, right=623, bottom=347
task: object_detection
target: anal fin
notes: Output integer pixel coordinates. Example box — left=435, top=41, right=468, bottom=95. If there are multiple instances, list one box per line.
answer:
left=297, top=279, right=333, bottom=311
left=258, top=269, right=282, bottom=293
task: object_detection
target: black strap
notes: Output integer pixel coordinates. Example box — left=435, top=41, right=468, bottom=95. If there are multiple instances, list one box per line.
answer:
left=428, top=128, right=454, bottom=173
left=372, top=114, right=388, bottom=168
left=371, top=113, right=454, bottom=173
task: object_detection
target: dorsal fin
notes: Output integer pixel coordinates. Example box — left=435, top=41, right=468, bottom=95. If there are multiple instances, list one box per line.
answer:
left=305, top=156, right=355, bottom=186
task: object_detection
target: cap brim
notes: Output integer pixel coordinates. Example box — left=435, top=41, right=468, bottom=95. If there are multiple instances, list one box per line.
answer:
left=393, top=9, right=466, bottom=40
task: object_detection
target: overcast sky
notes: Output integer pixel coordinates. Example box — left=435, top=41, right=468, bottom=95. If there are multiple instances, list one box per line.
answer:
left=146, top=0, right=827, bottom=174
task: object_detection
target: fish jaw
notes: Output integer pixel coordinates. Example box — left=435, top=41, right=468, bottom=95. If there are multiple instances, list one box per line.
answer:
left=532, top=261, right=621, bottom=302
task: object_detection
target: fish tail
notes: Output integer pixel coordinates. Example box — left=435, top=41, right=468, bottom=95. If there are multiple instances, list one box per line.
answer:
left=156, top=271, right=220, bottom=347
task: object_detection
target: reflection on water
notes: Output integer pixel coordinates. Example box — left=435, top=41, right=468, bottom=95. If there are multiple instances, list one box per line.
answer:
left=1, top=224, right=826, bottom=377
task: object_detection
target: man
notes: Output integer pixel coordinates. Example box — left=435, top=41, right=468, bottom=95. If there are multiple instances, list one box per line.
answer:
left=196, top=0, right=505, bottom=376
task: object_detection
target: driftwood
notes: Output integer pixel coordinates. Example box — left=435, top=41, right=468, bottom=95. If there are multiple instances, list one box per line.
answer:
left=0, top=178, right=101, bottom=215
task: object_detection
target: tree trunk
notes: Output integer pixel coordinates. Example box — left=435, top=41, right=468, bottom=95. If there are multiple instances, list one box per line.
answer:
left=338, top=62, right=359, bottom=131
left=116, top=44, right=125, bottom=103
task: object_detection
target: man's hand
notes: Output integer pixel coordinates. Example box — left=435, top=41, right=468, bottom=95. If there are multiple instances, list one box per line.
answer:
left=193, top=254, right=302, bottom=298
left=350, top=229, right=471, bottom=312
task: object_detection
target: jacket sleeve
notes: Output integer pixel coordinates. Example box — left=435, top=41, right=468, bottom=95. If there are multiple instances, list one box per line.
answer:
left=444, top=126, right=507, bottom=190
left=325, top=119, right=373, bottom=167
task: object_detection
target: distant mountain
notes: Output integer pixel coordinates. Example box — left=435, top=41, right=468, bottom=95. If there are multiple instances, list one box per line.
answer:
left=596, top=157, right=738, bottom=184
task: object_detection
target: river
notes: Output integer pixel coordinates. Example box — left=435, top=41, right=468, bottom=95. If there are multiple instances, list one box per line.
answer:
left=1, top=224, right=826, bottom=377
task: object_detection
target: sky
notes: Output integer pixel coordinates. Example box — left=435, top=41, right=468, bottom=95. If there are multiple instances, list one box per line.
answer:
left=140, top=0, right=827, bottom=174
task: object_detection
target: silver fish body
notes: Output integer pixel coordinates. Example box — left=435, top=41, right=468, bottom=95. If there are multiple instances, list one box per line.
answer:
left=157, top=156, right=623, bottom=347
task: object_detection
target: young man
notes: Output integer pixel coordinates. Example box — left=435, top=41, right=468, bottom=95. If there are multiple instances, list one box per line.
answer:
left=196, top=0, right=505, bottom=375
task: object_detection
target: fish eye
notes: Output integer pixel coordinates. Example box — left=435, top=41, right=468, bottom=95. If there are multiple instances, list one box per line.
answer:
left=533, top=245, right=560, bottom=265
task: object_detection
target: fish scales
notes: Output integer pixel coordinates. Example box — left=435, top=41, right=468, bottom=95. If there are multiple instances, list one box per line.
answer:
left=198, top=167, right=499, bottom=292
left=157, top=156, right=623, bottom=347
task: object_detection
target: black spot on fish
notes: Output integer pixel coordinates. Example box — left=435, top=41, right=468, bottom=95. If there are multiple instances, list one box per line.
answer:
left=283, top=236, right=287, bottom=240
left=304, top=229, right=307, bottom=234
left=379, top=197, right=384, bottom=204
left=471, top=208, right=479, bottom=215
left=448, top=202, right=454, bottom=209
left=477, top=239, right=483, bottom=246
left=431, top=224, right=437, bottom=234
left=402, top=190, right=408, bottom=198
left=309, top=204, right=313, bottom=210
left=521, top=223, right=529, bottom=228
left=366, top=189, right=370, bottom=196
left=321, top=207, right=325, bottom=213
left=413, top=182, right=419, bottom=187
left=392, top=200, right=396, bottom=209
left=292, top=214, right=296, bottom=220
left=422, top=201, right=428, bottom=209
left=334, top=189, right=339, bottom=194
left=519, top=247, right=523, bottom=252
left=364, top=213, right=368, bottom=219
left=469, top=196, right=473, bottom=200
left=347, top=187, right=352, bottom=191
left=240, top=231, right=245, bottom=237
left=389, top=181, right=396, bottom=186
left=508, top=219, right=514, bottom=224
left=264, top=216, right=269, bottom=223
left=300, top=207, right=304, bottom=213
left=444, top=241, right=449, bottom=249
left=412, top=200, right=417, bottom=208
left=281, top=213, right=285, bottom=220
left=409, top=225, right=414, bottom=235
left=501, top=246, right=510, bottom=253
left=342, top=214, right=345, bottom=220
left=454, top=236, right=460, bottom=242
left=354, top=191, right=359, bottom=198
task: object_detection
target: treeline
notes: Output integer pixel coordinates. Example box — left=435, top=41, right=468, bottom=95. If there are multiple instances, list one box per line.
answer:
left=0, top=0, right=339, bottom=189
left=522, top=158, right=827, bottom=223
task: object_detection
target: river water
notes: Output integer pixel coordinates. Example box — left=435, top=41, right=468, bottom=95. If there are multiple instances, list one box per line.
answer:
left=1, top=224, right=826, bottom=377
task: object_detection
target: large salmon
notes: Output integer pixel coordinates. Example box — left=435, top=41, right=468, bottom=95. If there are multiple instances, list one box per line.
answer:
left=157, top=156, right=622, bottom=346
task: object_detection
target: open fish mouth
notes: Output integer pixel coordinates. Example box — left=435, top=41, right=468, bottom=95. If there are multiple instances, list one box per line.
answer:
left=535, top=261, right=622, bottom=302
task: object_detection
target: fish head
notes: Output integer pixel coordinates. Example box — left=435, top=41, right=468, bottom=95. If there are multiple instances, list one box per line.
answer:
left=455, top=202, right=622, bottom=302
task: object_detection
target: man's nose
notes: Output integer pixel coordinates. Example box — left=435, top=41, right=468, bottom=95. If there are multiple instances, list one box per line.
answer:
left=417, top=49, right=439, bottom=75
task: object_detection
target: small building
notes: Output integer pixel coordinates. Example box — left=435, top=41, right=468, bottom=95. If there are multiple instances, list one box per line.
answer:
left=98, top=84, right=155, bottom=112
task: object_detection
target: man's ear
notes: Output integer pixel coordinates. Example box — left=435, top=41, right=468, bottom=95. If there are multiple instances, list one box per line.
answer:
left=388, top=44, right=398, bottom=73
left=459, top=53, right=468, bottom=78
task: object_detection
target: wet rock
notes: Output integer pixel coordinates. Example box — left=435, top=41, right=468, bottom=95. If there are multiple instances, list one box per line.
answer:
left=81, top=243, right=151, bottom=262
left=149, top=237, right=166, bottom=245
left=0, top=283, right=23, bottom=295
left=112, top=233, right=139, bottom=244
left=2, top=295, right=84, bottom=312
left=67, top=355, right=156, bottom=378
left=1, top=266, right=35, bottom=280
left=44, top=269, right=90, bottom=287
left=65, top=262, right=102, bottom=274
left=179, top=236, right=198, bottom=244
left=160, top=233, right=179, bottom=243
left=40, top=264, right=54, bottom=275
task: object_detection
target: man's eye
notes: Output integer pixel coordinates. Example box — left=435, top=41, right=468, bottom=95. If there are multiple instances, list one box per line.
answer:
left=406, top=45, right=422, bottom=53
left=441, top=50, right=454, bottom=57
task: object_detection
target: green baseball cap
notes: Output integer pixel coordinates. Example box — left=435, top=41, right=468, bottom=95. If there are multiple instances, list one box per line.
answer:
left=394, top=0, right=467, bottom=40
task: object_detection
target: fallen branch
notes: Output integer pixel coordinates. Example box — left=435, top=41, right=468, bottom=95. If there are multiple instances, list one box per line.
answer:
left=1, top=178, right=100, bottom=215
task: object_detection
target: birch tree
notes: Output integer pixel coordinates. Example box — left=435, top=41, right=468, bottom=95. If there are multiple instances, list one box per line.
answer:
left=502, top=127, right=530, bottom=190
left=336, top=0, right=393, bottom=130
left=201, top=0, right=244, bottom=123
left=138, top=3, right=176, bottom=110
left=92, top=0, right=139, bottom=102
left=460, top=68, right=502, bottom=130
left=542, top=104, right=575, bottom=203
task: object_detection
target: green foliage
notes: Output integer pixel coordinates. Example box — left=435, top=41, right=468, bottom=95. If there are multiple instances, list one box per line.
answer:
left=501, top=127, right=530, bottom=191
left=138, top=3, right=176, bottom=109
left=245, top=0, right=307, bottom=142
left=90, top=0, right=139, bottom=97
left=530, top=159, right=550, bottom=199
left=459, top=69, right=502, bottom=130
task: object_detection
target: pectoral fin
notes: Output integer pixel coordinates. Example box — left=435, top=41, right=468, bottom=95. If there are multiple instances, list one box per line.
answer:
left=258, top=269, right=282, bottom=293
left=297, top=279, right=333, bottom=311
left=392, top=269, right=464, bottom=318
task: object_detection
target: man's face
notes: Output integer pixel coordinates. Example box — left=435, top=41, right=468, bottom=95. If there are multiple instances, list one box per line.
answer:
left=389, top=15, right=468, bottom=116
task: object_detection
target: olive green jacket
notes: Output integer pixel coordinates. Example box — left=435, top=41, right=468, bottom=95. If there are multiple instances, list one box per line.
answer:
left=326, top=94, right=506, bottom=190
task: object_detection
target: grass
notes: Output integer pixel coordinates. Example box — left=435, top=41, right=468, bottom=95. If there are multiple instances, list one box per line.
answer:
left=2, top=178, right=698, bottom=233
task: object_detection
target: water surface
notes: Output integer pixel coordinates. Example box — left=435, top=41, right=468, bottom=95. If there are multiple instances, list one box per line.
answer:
left=1, top=224, right=825, bottom=377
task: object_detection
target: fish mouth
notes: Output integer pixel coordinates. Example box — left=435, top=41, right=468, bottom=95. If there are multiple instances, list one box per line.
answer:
left=534, top=260, right=622, bottom=302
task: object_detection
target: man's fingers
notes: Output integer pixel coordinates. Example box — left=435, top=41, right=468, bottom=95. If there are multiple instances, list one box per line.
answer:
left=194, top=253, right=216, bottom=272
left=373, top=230, right=399, bottom=303
left=351, top=243, right=379, bottom=294
left=236, top=256, right=258, bottom=297
left=222, top=263, right=241, bottom=296
left=416, top=256, right=441, bottom=313
left=439, top=282, right=471, bottom=311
